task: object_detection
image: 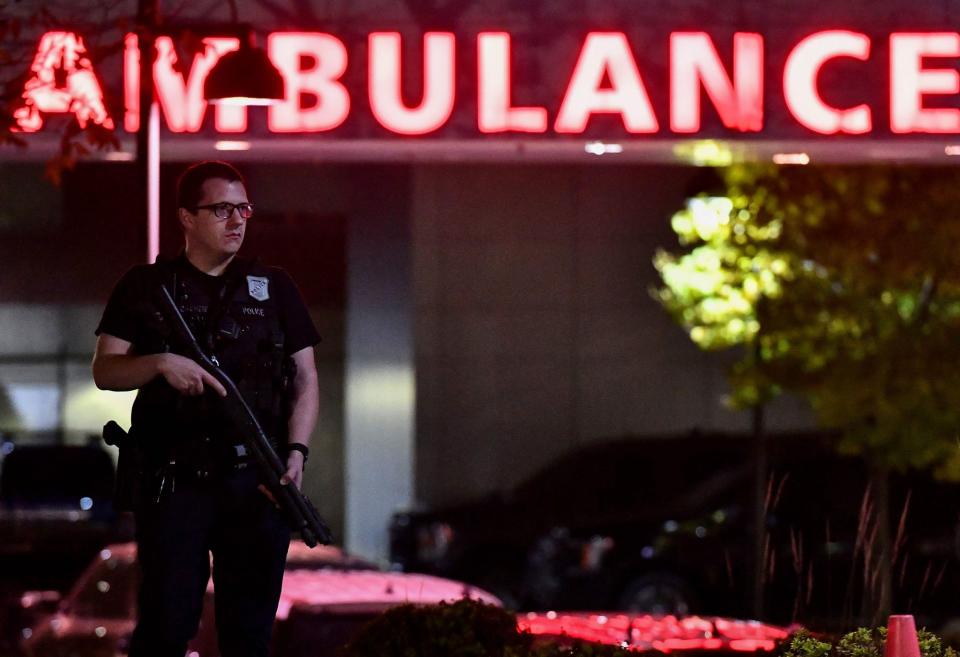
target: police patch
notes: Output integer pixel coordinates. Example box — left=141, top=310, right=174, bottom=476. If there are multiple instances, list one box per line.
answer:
left=246, top=275, right=269, bottom=301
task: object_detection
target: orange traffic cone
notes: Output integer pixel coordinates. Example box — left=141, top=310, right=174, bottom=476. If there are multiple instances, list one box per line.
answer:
left=885, top=615, right=922, bottom=657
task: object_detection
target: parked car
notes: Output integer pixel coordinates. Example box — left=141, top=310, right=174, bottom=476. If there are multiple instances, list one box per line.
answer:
left=0, top=442, right=131, bottom=589
left=18, top=541, right=500, bottom=657
left=0, top=441, right=133, bottom=656
left=390, top=431, right=960, bottom=628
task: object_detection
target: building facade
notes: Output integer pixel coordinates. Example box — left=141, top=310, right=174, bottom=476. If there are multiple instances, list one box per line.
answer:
left=3, top=0, right=958, bottom=559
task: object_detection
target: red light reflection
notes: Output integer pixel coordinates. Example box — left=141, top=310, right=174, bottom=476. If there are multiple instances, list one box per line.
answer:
left=517, top=612, right=790, bottom=653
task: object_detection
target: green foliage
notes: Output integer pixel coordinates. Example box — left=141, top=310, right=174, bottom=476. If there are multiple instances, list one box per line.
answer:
left=836, top=627, right=884, bottom=657
left=521, top=643, right=633, bottom=657
left=654, top=165, right=960, bottom=479
left=340, top=599, right=632, bottom=657
left=341, top=599, right=524, bottom=657
left=782, top=625, right=954, bottom=657
left=916, top=628, right=949, bottom=657
left=782, top=629, right=833, bottom=657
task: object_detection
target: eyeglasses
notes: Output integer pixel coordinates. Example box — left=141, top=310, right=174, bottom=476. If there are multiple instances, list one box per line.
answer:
left=193, top=202, right=254, bottom=220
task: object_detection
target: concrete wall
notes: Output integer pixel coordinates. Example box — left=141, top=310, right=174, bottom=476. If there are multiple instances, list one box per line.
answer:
left=412, top=164, right=814, bottom=507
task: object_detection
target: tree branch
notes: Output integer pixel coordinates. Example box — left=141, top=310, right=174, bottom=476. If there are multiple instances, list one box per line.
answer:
left=914, top=274, right=938, bottom=326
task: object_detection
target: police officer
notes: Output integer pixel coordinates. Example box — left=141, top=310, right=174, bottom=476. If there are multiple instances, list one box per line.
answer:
left=92, top=161, right=320, bottom=657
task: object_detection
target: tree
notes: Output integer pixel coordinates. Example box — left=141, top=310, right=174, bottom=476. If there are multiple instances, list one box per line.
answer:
left=0, top=0, right=126, bottom=181
left=654, top=164, right=960, bottom=623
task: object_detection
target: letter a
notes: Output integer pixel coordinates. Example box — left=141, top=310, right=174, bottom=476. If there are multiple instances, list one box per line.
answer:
left=14, top=31, right=115, bottom=132
left=555, top=32, right=658, bottom=133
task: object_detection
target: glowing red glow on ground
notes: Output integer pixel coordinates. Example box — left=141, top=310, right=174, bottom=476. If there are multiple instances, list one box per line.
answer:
left=517, top=612, right=790, bottom=652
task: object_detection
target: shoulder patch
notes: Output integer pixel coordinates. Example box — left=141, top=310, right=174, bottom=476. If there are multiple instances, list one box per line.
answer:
left=247, top=275, right=269, bottom=301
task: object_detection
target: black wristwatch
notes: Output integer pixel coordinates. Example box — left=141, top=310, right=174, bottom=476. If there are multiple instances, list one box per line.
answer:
left=287, top=443, right=309, bottom=463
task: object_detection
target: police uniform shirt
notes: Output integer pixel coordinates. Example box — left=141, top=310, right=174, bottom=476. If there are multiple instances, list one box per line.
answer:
left=95, top=254, right=320, bottom=455
left=98, top=255, right=318, bottom=354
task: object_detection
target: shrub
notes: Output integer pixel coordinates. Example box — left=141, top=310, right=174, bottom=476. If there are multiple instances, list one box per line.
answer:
left=780, top=626, right=958, bottom=657
left=339, top=599, right=632, bottom=657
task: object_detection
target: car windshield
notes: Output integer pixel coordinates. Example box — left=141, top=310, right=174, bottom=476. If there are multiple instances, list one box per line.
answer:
left=506, top=435, right=752, bottom=524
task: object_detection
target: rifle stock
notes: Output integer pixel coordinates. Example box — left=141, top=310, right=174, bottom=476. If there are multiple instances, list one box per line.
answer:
left=155, top=285, right=333, bottom=547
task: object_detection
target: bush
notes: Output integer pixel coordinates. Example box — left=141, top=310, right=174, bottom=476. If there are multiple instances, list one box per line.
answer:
left=340, top=599, right=632, bottom=657
left=781, top=627, right=959, bottom=657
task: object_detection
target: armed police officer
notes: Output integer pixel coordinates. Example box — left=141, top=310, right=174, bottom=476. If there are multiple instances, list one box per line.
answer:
left=92, top=161, right=320, bottom=657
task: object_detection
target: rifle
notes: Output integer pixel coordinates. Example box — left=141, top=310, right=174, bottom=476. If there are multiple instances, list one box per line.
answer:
left=154, top=284, right=333, bottom=547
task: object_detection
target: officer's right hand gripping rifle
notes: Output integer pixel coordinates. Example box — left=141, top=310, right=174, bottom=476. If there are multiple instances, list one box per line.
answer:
left=154, top=284, right=333, bottom=547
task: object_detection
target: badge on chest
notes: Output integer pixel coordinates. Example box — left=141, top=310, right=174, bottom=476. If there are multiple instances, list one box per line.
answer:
left=247, top=275, right=269, bottom=301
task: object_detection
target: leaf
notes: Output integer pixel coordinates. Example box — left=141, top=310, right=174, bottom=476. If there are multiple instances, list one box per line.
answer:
left=654, top=164, right=960, bottom=480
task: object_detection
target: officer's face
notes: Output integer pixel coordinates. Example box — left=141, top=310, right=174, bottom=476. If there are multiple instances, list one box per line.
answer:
left=182, top=178, right=249, bottom=259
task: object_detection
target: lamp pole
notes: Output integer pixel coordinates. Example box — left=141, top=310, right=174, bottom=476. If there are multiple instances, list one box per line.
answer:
left=136, top=0, right=160, bottom=264
left=134, top=1, right=282, bottom=264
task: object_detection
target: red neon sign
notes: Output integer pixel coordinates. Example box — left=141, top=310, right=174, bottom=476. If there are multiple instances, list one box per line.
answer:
left=16, top=29, right=960, bottom=137
left=554, top=32, right=659, bottom=133
left=368, top=32, right=456, bottom=135
left=890, top=33, right=960, bottom=134
left=14, top=31, right=114, bottom=132
left=267, top=33, right=350, bottom=133
left=670, top=32, right=764, bottom=133
left=124, top=35, right=243, bottom=134
left=477, top=33, right=547, bottom=133
left=783, top=30, right=872, bottom=135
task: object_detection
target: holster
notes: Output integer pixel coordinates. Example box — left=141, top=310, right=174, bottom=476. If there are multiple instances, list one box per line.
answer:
left=102, top=420, right=144, bottom=512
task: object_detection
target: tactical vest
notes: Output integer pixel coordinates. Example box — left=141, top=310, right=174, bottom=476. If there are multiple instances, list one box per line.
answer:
left=131, top=255, right=295, bottom=471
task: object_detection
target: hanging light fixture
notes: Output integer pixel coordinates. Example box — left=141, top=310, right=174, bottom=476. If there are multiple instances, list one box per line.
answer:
left=205, top=30, right=284, bottom=105
left=137, top=0, right=285, bottom=263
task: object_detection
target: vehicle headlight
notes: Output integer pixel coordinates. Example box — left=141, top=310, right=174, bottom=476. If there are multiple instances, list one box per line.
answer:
left=416, top=522, right=454, bottom=563
left=580, top=535, right=615, bottom=571
left=531, top=529, right=614, bottom=572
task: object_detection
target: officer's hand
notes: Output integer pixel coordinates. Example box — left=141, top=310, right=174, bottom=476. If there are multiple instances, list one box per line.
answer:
left=257, top=454, right=302, bottom=507
left=284, top=451, right=304, bottom=490
left=157, top=353, right=227, bottom=397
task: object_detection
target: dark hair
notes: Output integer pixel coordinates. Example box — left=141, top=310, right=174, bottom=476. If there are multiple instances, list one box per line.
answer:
left=176, top=160, right=246, bottom=210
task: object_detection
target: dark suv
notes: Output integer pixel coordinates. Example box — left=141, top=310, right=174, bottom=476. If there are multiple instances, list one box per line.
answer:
left=390, top=431, right=960, bottom=628
left=0, top=440, right=135, bottom=655
left=0, top=442, right=129, bottom=590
